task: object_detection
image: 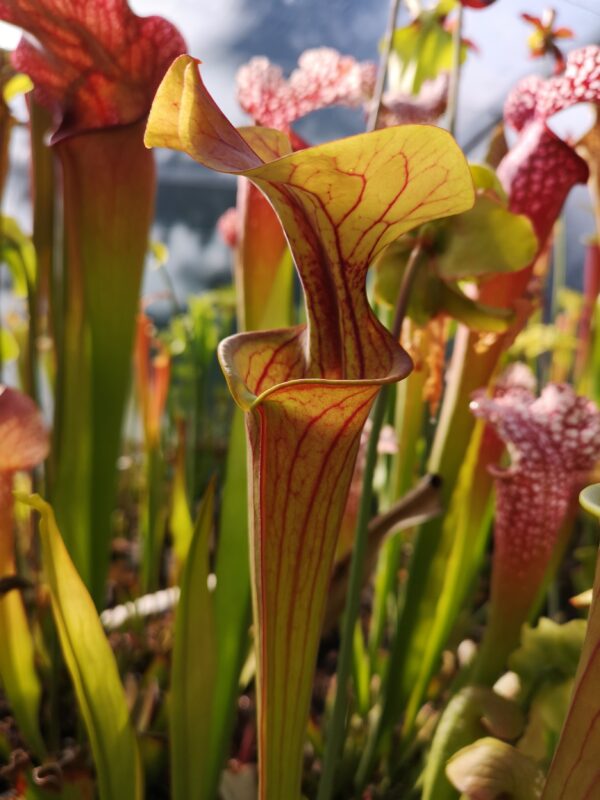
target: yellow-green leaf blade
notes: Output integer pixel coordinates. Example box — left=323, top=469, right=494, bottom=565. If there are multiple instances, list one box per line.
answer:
left=170, top=480, right=217, bottom=800
left=22, top=494, right=142, bottom=800
left=0, top=587, right=44, bottom=756
left=0, top=327, right=19, bottom=362
left=437, top=195, right=538, bottom=280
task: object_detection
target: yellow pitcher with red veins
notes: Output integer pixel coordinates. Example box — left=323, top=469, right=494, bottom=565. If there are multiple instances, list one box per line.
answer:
left=146, top=54, right=474, bottom=799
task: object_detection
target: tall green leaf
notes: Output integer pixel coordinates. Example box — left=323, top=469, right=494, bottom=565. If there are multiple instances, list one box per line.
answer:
left=402, top=421, right=491, bottom=734
left=22, top=495, right=142, bottom=800
left=170, top=480, right=217, bottom=800
left=51, top=122, right=155, bottom=607
left=0, top=583, right=44, bottom=757
left=207, top=408, right=252, bottom=795
left=0, top=215, right=36, bottom=297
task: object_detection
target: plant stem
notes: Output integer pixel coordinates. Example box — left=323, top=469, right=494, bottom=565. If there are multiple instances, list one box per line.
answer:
left=158, top=260, right=184, bottom=316
left=551, top=214, right=566, bottom=319
left=367, top=0, right=403, bottom=132
left=25, top=273, right=39, bottom=406
left=446, top=3, right=464, bottom=138
left=390, top=245, right=421, bottom=338
left=368, top=342, right=426, bottom=662
left=317, top=243, right=422, bottom=800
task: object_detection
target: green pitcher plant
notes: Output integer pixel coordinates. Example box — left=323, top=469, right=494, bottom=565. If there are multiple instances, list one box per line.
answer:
left=0, top=0, right=186, bottom=605
left=145, top=53, right=474, bottom=799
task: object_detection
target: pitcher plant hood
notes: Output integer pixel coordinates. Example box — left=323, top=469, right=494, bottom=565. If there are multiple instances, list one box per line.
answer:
left=145, top=53, right=474, bottom=799
left=0, top=0, right=186, bottom=139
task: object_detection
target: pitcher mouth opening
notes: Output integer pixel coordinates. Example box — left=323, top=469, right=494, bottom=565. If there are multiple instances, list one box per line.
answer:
left=218, top=323, right=413, bottom=412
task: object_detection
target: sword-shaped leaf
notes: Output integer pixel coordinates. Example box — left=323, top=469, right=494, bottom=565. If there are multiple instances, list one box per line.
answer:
left=170, top=480, right=216, bottom=800
left=22, top=495, right=142, bottom=800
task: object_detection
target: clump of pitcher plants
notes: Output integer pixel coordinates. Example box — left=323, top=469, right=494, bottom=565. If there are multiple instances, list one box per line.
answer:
left=1, top=1, right=600, bottom=799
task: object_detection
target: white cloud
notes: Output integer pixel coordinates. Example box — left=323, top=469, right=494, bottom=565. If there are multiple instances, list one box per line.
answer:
left=0, top=21, right=21, bottom=50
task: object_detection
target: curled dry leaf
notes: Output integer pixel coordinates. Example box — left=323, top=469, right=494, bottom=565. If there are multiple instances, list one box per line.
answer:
left=446, top=737, right=544, bottom=800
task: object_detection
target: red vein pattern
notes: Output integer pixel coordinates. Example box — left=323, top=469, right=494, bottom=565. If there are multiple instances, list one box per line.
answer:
left=0, top=0, right=185, bottom=137
left=146, top=55, right=474, bottom=800
left=147, top=56, right=473, bottom=379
